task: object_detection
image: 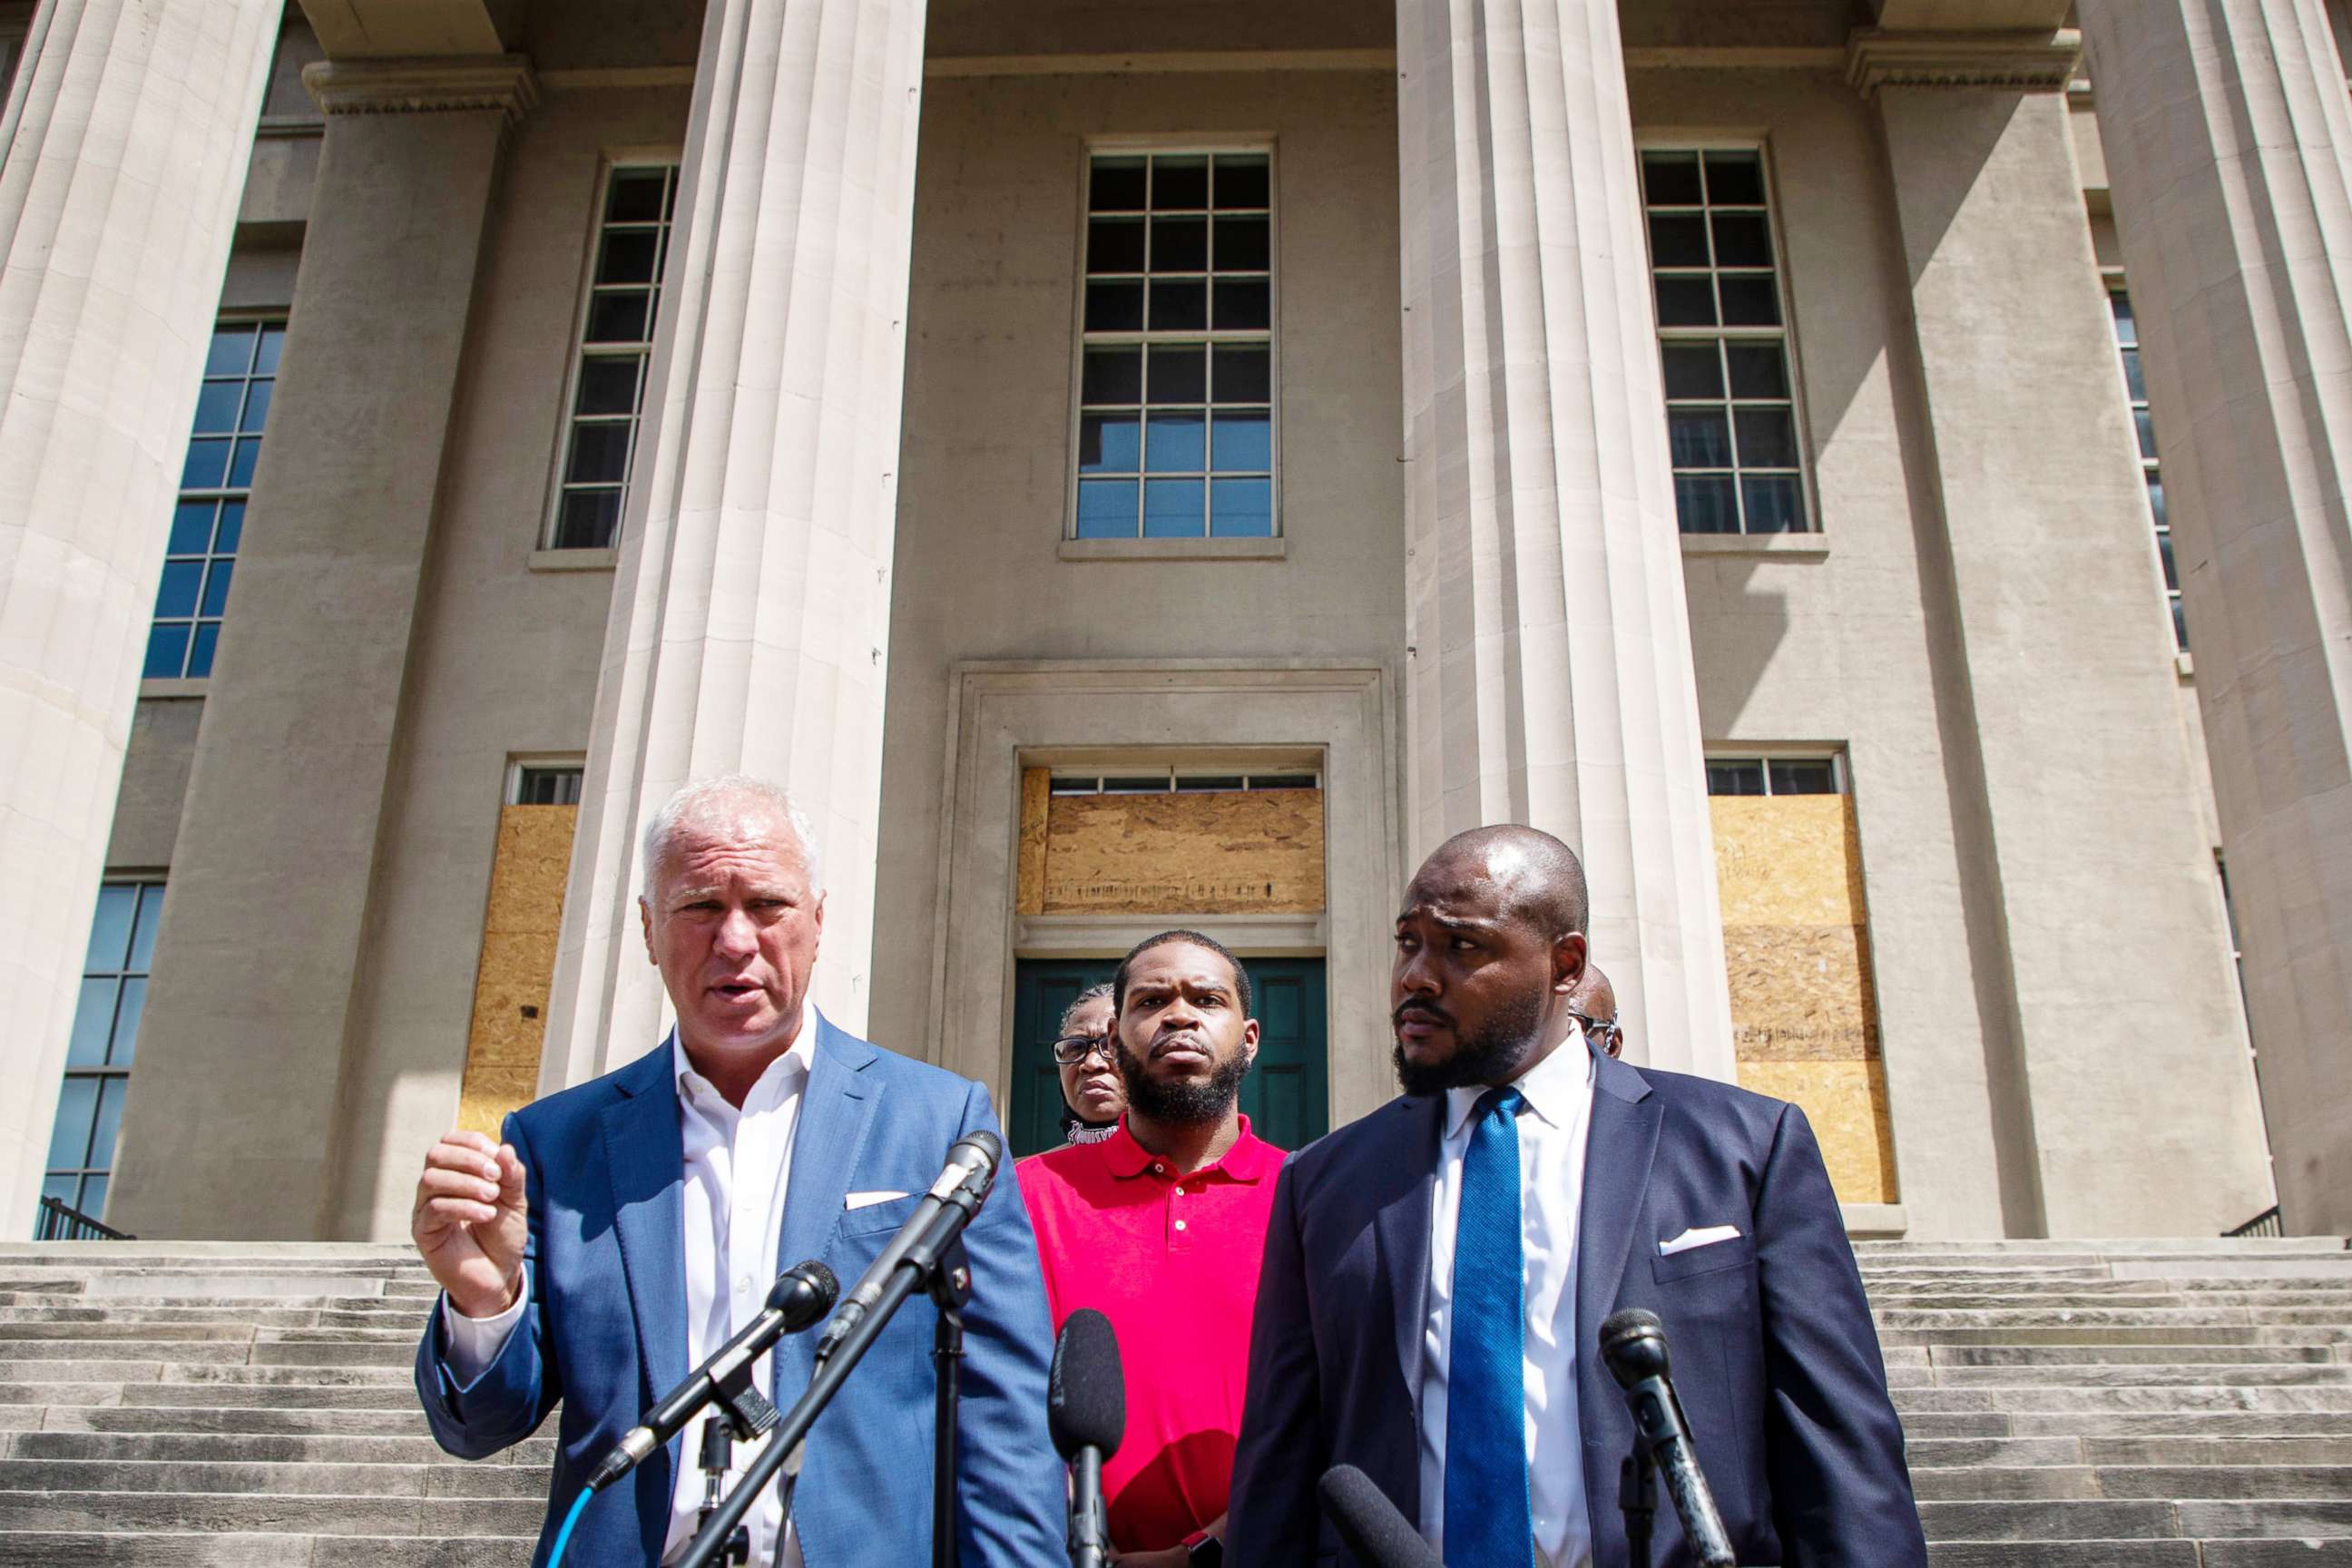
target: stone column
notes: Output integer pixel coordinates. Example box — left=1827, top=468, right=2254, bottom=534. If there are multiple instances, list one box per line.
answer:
left=104, top=57, right=534, bottom=1240
left=0, top=0, right=278, bottom=1236
left=2077, top=0, right=2352, bottom=1232
left=539, top=0, right=930, bottom=1086
left=1392, top=0, right=1735, bottom=1078
left=1857, top=30, right=2277, bottom=1234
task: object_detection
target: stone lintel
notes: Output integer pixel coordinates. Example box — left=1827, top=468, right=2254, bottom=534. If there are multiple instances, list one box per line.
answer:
left=1847, top=28, right=2082, bottom=95
left=301, top=54, right=536, bottom=122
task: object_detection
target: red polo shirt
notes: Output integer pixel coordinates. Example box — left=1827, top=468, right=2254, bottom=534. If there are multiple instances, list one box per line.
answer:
left=1017, top=1117, right=1287, bottom=1553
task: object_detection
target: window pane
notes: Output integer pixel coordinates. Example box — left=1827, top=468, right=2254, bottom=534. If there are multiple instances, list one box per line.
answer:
left=213, top=502, right=246, bottom=556
left=180, top=439, right=230, bottom=490
left=1706, top=760, right=1768, bottom=796
left=1152, top=217, right=1208, bottom=272
left=130, top=886, right=164, bottom=972
left=1211, top=411, right=1271, bottom=472
left=254, top=324, right=287, bottom=375
left=2146, top=475, right=2167, bottom=528
left=205, top=326, right=256, bottom=377
left=1647, top=213, right=1709, bottom=268
left=78, top=1175, right=108, bottom=1220
left=168, top=502, right=215, bottom=556
left=1642, top=152, right=1702, bottom=206
left=1150, top=346, right=1207, bottom=405
left=2158, top=531, right=2179, bottom=591
left=1149, top=279, right=1207, bottom=332
left=1210, top=477, right=1273, bottom=536
left=607, top=169, right=670, bottom=222
left=1176, top=776, right=1247, bottom=792
left=1769, top=760, right=1838, bottom=795
left=41, top=1175, right=75, bottom=1210
left=1091, top=157, right=1147, bottom=212
left=67, top=979, right=117, bottom=1068
left=1144, top=412, right=1205, bottom=473
left=1733, top=407, right=1798, bottom=469
left=553, top=489, right=623, bottom=551
left=1704, top=152, right=1765, bottom=205
left=1082, top=348, right=1143, bottom=407
left=1142, top=478, right=1205, bottom=537
left=1213, top=155, right=1269, bottom=209
left=143, top=624, right=190, bottom=680
left=1078, top=414, right=1141, bottom=475
left=88, top=1078, right=126, bottom=1173
left=1102, top=776, right=1170, bottom=794
left=240, top=379, right=274, bottom=434
left=45, top=1078, right=97, bottom=1171
left=2135, top=409, right=2157, bottom=459
left=110, top=978, right=145, bottom=1066
left=2172, top=598, right=2190, bottom=651
left=1215, top=215, right=1269, bottom=271
left=585, top=290, right=652, bottom=344
left=568, top=424, right=632, bottom=485
left=2110, top=290, right=2137, bottom=346
left=575, top=356, right=642, bottom=416
left=2121, top=347, right=2146, bottom=402
left=1741, top=474, right=1806, bottom=533
left=1213, top=279, right=1270, bottom=332
left=1083, top=280, right=1144, bottom=332
left=1152, top=156, right=1208, bottom=211
left=85, top=886, right=137, bottom=970
left=1074, top=479, right=1138, bottom=538
left=1717, top=275, right=1781, bottom=327
left=598, top=228, right=662, bottom=285
left=191, top=381, right=242, bottom=435
left=1724, top=342, right=1789, bottom=399
left=228, top=438, right=262, bottom=489
left=1087, top=216, right=1146, bottom=274
left=1710, top=212, right=1772, bottom=268
left=154, top=562, right=202, bottom=619
left=188, top=622, right=220, bottom=679
left=1653, top=276, right=1715, bottom=328
left=1661, top=344, right=1722, bottom=401
left=1211, top=346, right=1269, bottom=404
left=1668, top=409, right=1731, bottom=468
left=1673, top=475, right=1738, bottom=534
left=200, top=561, right=235, bottom=618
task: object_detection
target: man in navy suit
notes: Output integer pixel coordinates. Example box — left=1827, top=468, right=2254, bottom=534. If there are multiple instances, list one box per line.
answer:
left=408, top=775, right=1063, bottom=1566
left=1227, top=825, right=1926, bottom=1566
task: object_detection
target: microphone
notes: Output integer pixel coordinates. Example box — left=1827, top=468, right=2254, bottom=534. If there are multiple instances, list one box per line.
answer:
left=584, top=1259, right=838, bottom=1494
left=811, top=1131, right=1000, bottom=1364
left=1600, top=1308, right=1735, bottom=1568
left=1047, top=1308, right=1124, bottom=1568
left=1318, top=1465, right=1439, bottom=1568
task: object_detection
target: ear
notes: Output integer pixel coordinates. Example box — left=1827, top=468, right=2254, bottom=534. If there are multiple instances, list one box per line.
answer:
left=812, top=889, right=826, bottom=936
left=1240, top=1016, right=1261, bottom=1068
left=638, top=896, right=657, bottom=966
left=1552, top=930, right=1589, bottom=995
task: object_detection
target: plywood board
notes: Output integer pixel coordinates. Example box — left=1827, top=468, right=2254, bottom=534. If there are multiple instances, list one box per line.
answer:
left=458, top=804, right=576, bottom=1138
left=1710, top=795, right=1867, bottom=927
left=1015, top=768, right=1050, bottom=916
left=1722, top=922, right=1881, bottom=1061
left=1734, top=1059, right=1899, bottom=1204
left=1041, top=789, right=1325, bottom=914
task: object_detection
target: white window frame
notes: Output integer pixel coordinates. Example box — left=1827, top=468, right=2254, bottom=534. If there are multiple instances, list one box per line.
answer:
left=1063, top=137, right=1282, bottom=543
left=1702, top=749, right=1848, bottom=797
left=505, top=756, right=587, bottom=807
left=1636, top=135, right=1819, bottom=536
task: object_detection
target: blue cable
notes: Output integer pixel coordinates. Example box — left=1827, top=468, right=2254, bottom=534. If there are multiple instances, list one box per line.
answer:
left=547, top=1485, right=593, bottom=1568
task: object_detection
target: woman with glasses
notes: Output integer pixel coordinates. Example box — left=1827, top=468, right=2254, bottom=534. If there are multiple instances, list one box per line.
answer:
left=1051, top=983, right=1125, bottom=1145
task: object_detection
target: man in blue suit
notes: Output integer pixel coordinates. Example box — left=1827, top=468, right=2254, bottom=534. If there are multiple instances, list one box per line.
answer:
left=409, top=775, right=1063, bottom=1566
left=1227, top=825, right=1926, bottom=1566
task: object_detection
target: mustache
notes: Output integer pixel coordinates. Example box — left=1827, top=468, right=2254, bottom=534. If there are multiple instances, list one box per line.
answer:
left=1393, top=1000, right=1452, bottom=1030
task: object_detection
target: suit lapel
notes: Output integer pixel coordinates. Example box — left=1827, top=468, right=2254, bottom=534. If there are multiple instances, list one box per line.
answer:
left=1575, top=1048, right=1663, bottom=1364
left=1374, top=1094, right=1445, bottom=1425
left=773, top=1014, right=881, bottom=1381
left=602, top=1039, right=690, bottom=1410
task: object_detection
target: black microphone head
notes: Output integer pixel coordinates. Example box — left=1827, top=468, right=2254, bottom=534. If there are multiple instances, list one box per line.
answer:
left=1046, top=1308, right=1125, bottom=1462
left=1600, top=1307, right=1670, bottom=1387
left=1318, top=1465, right=1440, bottom=1568
left=768, top=1259, right=838, bottom=1330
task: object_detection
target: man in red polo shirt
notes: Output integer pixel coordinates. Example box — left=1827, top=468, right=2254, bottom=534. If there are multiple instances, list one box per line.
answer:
left=1018, top=928, right=1286, bottom=1568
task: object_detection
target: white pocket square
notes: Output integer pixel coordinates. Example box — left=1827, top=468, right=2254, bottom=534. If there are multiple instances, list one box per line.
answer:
left=845, top=1190, right=910, bottom=1210
left=1659, top=1224, right=1742, bottom=1257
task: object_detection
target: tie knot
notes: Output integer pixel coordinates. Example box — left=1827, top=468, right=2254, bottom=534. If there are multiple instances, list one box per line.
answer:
left=1474, top=1084, right=1524, bottom=1124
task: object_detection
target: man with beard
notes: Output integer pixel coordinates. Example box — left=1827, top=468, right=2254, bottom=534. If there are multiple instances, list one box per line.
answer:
left=1227, top=826, right=1925, bottom=1567
left=1019, top=930, right=1284, bottom=1568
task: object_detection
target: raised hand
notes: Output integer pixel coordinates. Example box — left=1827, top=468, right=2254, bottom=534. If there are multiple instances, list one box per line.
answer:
left=412, top=1130, right=528, bottom=1318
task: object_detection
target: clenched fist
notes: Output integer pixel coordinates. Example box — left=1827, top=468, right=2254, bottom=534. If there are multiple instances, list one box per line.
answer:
left=413, top=1131, right=528, bottom=1319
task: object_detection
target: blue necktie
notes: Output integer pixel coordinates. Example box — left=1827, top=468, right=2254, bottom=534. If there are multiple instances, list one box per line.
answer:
left=1445, top=1086, right=1533, bottom=1568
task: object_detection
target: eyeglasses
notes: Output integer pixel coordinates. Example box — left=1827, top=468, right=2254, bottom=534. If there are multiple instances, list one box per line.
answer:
left=1052, top=1033, right=1116, bottom=1066
left=1571, top=1012, right=1623, bottom=1054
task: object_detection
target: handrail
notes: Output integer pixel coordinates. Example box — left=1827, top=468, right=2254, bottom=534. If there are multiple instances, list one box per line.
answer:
left=34, top=1195, right=132, bottom=1242
left=2222, top=1204, right=2283, bottom=1239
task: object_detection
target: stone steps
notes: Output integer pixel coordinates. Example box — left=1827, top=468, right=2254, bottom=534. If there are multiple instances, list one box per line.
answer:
left=0, top=1240, right=2340, bottom=1561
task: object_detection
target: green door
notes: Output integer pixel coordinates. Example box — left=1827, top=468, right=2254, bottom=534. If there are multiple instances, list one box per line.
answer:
left=1009, top=956, right=1329, bottom=1157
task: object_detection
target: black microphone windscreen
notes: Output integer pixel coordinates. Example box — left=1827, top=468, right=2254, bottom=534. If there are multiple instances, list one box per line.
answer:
left=769, top=1259, right=838, bottom=1328
left=1318, top=1465, right=1440, bottom=1568
left=1600, top=1306, right=1670, bottom=1386
left=1046, top=1308, right=1125, bottom=1462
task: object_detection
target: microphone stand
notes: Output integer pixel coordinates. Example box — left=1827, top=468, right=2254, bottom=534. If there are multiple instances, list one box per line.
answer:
left=680, top=1193, right=980, bottom=1568
left=929, top=1237, right=972, bottom=1568
left=1620, top=1449, right=1655, bottom=1568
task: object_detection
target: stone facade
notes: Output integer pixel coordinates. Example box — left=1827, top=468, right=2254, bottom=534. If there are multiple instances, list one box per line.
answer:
left=0, top=0, right=2328, bottom=1240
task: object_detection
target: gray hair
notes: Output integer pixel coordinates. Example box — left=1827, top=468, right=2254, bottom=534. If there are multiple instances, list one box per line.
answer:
left=641, top=774, right=823, bottom=896
left=1057, top=982, right=1114, bottom=1036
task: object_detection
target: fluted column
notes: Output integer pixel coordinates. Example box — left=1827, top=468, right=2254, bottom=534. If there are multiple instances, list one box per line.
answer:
left=2079, top=0, right=2352, bottom=1232
left=542, top=0, right=929, bottom=1084
left=0, top=0, right=277, bottom=1234
left=1394, top=0, right=1735, bottom=1079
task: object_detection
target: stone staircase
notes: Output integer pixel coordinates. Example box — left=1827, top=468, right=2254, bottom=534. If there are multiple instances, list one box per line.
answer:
left=0, top=1240, right=2337, bottom=1562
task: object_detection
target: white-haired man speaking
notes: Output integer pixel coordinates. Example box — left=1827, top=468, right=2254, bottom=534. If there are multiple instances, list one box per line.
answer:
left=407, top=776, right=1063, bottom=1566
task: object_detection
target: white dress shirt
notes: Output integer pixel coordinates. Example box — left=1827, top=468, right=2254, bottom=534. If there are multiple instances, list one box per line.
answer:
left=441, top=1030, right=817, bottom=1566
left=1417, top=1027, right=1598, bottom=1568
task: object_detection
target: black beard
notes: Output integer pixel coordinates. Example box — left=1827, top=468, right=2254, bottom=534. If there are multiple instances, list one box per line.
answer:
left=1391, top=986, right=1547, bottom=1096
left=1119, top=1037, right=1251, bottom=1125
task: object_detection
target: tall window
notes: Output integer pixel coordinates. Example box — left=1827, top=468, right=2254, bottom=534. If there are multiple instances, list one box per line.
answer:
left=1073, top=150, right=1276, bottom=541
left=1642, top=148, right=1810, bottom=534
left=1705, top=754, right=1842, bottom=797
left=2109, top=289, right=2185, bottom=652
left=44, top=881, right=162, bottom=1224
left=147, top=319, right=284, bottom=679
left=549, top=163, right=680, bottom=551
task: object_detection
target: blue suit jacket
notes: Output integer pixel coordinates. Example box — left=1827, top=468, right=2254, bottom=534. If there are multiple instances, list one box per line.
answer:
left=1226, top=1045, right=1927, bottom=1567
left=413, top=1014, right=1065, bottom=1567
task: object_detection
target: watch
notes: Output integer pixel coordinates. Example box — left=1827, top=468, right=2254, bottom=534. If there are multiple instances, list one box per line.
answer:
left=1185, top=1533, right=1224, bottom=1567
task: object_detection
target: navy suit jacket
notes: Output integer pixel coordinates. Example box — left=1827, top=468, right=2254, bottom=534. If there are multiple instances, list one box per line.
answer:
left=1226, top=1045, right=1926, bottom=1567
left=413, top=1014, right=1065, bottom=1567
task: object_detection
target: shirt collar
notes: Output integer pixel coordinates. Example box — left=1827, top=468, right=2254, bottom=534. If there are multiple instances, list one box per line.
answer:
left=1444, top=1023, right=1597, bottom=1142
left=1098, top=1113, right=1279, bottom=1183
left=670, top=1024, right=816, bottom=1112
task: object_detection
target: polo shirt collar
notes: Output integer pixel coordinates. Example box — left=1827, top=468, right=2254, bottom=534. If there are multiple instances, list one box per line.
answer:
left=1100, top=1113, right=1279, bottom=1182
left=1444, top=1021, right=1596, bottom=1142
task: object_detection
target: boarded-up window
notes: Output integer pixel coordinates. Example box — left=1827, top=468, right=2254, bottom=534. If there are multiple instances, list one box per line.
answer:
left=456, top=769, right=581, bottom=1136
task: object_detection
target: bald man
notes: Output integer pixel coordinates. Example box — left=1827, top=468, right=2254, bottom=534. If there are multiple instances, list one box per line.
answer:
left=1570, top=963, right=1622, bottom=1058
left=1228, top=826, right=1925, bottom=1568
